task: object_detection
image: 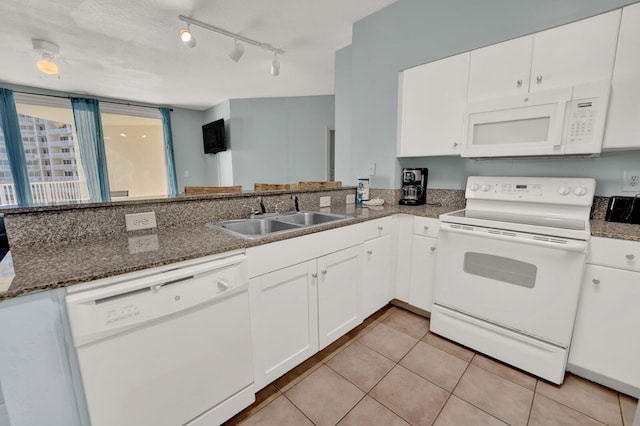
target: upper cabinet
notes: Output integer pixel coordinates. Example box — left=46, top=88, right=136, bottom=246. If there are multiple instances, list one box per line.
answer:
left=468, top=9, right=621, bottom=102
left=397, top=52, right=470, bottom=157
left=603, top=2, right=640, bottom=150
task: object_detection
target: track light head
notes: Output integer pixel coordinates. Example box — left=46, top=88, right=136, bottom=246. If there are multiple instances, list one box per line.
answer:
left=179, top=25, right=196, bottom=48
left=228, top=40, right=245, bottom=62
left=270, top=54, right=280, bottom=77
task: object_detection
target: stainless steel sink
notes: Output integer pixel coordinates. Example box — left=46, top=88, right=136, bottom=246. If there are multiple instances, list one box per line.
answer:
left=207, top=211, right=352, bottom=239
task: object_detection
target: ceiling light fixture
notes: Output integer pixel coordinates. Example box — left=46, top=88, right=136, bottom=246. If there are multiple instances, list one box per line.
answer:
left=228, top=39, right=245, bottom=62
left=270, top=54, right=280, bottom=77
left=179, top=24, right=197, bottom=48
left=178, top=15, right=285, bottom=74
left=32, top=39, right=60, bottom=75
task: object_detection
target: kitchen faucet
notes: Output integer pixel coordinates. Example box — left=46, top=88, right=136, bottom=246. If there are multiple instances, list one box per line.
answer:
left=274, top=201, right=285, bottom=214
left=257, top=196, right=267, bottom=214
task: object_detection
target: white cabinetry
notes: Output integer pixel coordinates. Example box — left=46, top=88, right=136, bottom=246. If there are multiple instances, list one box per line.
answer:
left=408, top=217, right=440, bottom=312
left=397, top=52, right=470, bottom=157
left=362, top=217, right=393, bottom=318
left=468, top=10, right=620, bottom=102
left=603, top=3, right=640, bottom=150
left=568, top=237, right=640, bottom=397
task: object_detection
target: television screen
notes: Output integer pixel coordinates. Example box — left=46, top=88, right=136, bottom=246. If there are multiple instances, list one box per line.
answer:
left=202, top=119, right=226, bottom=154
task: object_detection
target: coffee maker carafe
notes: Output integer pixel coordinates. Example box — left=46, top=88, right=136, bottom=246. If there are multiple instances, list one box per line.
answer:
left=399, top=168, right=428, bottom=206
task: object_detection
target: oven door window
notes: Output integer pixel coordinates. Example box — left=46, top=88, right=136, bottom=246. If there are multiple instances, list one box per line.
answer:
left=463, top=252, right=537, bottom=288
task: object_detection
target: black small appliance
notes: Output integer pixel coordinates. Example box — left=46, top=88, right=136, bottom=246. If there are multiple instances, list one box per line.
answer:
left=399, top=168, right=428, bottom=205
left=605, top=195, right=640, bottom=224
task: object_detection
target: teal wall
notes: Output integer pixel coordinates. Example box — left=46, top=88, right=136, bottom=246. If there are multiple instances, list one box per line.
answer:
left=336, top=0, right=640, bottom=195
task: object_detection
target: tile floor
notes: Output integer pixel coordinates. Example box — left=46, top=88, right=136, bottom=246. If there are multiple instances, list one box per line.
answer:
left=225, top=305, right=638, bottom=426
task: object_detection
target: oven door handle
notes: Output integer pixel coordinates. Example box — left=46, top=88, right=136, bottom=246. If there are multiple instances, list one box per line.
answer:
left=440, top=225, right=588, bottom=252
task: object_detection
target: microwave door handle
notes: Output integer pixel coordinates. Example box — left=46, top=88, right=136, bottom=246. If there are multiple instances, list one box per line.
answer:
left=440, top=225, right=587, bottom=252
left=553, top=101, right=570, bottom=147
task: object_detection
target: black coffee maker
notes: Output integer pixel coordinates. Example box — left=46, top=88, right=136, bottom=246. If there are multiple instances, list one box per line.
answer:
left=399, top=168, right=428, bottom=205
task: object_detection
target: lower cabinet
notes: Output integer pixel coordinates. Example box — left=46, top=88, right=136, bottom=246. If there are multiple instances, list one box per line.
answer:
left=408, top=235, right=438, bottom=311
left=363, top=234, right=393, bottom=318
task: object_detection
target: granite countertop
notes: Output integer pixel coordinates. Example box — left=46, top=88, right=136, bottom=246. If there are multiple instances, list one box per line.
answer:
left=2, top=203, right=639, bottom=301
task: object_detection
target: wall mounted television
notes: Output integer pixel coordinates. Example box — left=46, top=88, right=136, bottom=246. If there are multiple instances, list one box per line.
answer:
left=202, top=118, right=226, bottom=154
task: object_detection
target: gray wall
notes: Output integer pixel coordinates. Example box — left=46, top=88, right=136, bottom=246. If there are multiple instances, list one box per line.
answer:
left=219, top=95, right=335, bottom=190
left=336, top=0, right=640, bottom=196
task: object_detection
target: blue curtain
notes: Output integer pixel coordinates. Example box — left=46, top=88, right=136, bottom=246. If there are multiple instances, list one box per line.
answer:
left=0, top=89, right=32, bottom=207
left=71, top=98, right=110, bottom=202
left=160, top=107, right=178, bottom=197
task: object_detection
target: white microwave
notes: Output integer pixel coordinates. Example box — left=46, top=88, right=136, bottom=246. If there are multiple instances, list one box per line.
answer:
left=461, top=82, right=610, bottom=158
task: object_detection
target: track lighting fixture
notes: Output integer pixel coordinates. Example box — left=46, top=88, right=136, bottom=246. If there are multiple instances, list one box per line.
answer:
left=179, top=24, right=197, bottom=48
left=178, top=15, right=285, bottom=75
left=270, top=54, right=280, bottom=77
left=32, top=39, right=60, bottom=75
left=228, top=40, right=245, bottom=62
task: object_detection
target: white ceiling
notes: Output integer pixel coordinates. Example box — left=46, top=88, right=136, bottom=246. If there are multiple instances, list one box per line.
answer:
left=0, top=0, right=397, bottom=111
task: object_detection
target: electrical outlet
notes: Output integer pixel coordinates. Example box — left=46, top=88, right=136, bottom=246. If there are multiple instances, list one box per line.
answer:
left=319, top=196, right=331, bottom=207
left=623, top=170, right=640, bottom=192
left=125, top=212, right=157, bottom=231
left=346, top=194, right=355, bottom=204
left=128, top=234, right=159, bottom=254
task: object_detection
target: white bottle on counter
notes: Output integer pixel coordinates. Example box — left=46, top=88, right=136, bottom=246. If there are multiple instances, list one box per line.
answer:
left=357, top=177, right=369, bottom=204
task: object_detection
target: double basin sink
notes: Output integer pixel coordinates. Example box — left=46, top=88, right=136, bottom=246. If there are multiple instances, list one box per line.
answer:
left=207, top=211, right=353, bottom=239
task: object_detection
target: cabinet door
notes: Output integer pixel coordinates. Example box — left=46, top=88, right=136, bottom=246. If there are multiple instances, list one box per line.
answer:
left=317, top=245, right=363, bottom=349
left=530, top=10, right=620, bottom=92
left=468, top=35, right=533, bottom=102
left=362, top=235, right=393, bottom=318
left=604, top=3, right=640, bottom=150
left=408, top=235, right=437, bottom=312
left=397, top=52, right=470, bottom=157
left=249, top=260, right=318, bottom=390
left=568, top=265, right=640, bottom=396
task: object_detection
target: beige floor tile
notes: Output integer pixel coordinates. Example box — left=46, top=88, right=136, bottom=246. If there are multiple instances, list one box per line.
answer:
left=326, top=341, right=395, bottom=392
left=315, top=333, right=354, bottom=362
left=422, top=332, right=475, bottom=362
left=528, top=393, right=606, bottom=426
left=273, top=356, right=322, bottom=392
left=620, top=393, right=639, bottom=426
left=536, top=374, right=623, bottom=426
left=224, top=384, right=282, bottom=425
left=358, top=322, right=418, bottom=362
left=338, top=395, right=410, bottom=426
left=454, top=364, right=533, bottom=426
left=400, top=341, right=469, bottom=391
left=471, top=353, right=537, bottom=390
left=370, top=365, right=449, bottom=426
left=433, top=395, right=507, bottom=426
left=238, top=395, right=313, bottom=426
left=285, top=365, right=364, bottom=426
left=382, top=308, right=430, bottom=339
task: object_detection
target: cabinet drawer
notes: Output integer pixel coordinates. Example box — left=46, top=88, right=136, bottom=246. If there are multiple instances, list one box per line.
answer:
left=412, top=216, right=440, bottom=237
left=361, top=217, right=392, bottom=241
left=589, top=236, right=640, bottom=272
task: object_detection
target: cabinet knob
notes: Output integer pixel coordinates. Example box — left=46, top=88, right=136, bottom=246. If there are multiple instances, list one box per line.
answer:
left=626, top=254, right=635, bottom=260
left=367, top=250, right=373, bottom=255
left=423, top=226, right=429, bottom=231
left=312, top=273, right=318, bottom=278
left=321, top=269, right=327, bottom=275
left=516, top=79, right=523, bottom=87
left=430, top=246, right=436, bottom=252
left=378, top=226, right=383, bottom=231
left=536, top=75, right=543, bottom=83
left=453, top=142, right=458, bottom=148
left=592, top=278, right=600, bottom=285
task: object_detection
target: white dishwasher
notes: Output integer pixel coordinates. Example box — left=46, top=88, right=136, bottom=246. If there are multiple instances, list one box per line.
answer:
left=66, top=251, right=254, bottom=426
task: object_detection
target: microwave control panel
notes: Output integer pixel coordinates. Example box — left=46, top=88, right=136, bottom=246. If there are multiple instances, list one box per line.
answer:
left=566, top=97, right=598, bottom=145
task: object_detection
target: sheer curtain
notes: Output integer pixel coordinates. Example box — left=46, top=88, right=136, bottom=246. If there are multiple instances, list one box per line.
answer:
left=0, top=88, right=32, bottom=206
left=160, top=108, right=178, bottom=197
left=71, top=98, right=110, bottom=202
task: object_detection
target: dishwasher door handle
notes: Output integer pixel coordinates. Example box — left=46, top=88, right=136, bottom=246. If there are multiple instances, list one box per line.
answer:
left=152, top=275, right=194, bottom=292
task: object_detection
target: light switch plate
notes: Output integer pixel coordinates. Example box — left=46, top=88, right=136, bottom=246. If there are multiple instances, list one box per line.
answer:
left=125, top=212, right=157, bottom=231
left=319, top=196, right=331, bottom=207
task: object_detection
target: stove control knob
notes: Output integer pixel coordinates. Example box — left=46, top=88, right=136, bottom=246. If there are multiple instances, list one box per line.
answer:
left=469, top=183, right=480, bottom=192
left=558, top=186, right=571, bottom=196
left=481, top=184, right=492, bottom=192
left=574, top=186, right=587, bottom=196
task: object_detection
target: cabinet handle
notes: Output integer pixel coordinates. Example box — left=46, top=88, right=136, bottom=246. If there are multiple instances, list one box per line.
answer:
left=592, top=278, right=600, bottom=285
left=536, top=75, right=543, bottom=84
left=430, top=246, right=436, bottom=252
left=626, top=254, right=635, bottom=260
left=321, top=269, right=327, bottom=275
left=312, top=273, right=318, bottom=278
left=367, top=250, right=373, bottom=255
left=516, top=79, right=523, bottom=87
